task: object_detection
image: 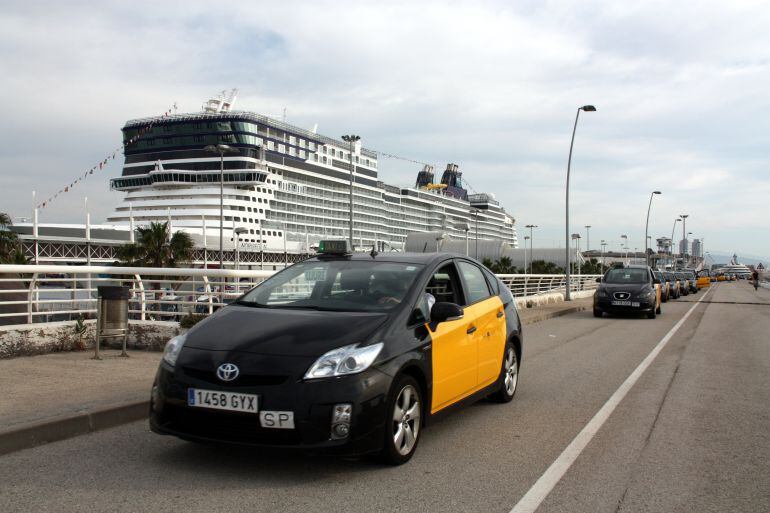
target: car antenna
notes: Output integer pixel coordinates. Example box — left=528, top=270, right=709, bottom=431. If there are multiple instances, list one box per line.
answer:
left=370, top=245, right=379, bottom=258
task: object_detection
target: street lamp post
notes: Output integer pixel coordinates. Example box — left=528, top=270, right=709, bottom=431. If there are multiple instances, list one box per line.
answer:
left=585, top=225, right=591, bottom=253
left=621, top=234, right=628, bottom=263
left=644, top=191, right=661, bottom=267
left=670, top=218, right=681, bottom=270
left=525, top=224, right=537, bottom=274
left=204, top=144, right=239, bottom=269
left=680, top=214, right=689, bottom=267
left=472, top=210, right=481, bottom=259
left=342, top=135, right=361, bottom=249
left=524, top=235, right=530, bottom=274
left=600, top=240, right=607, bottom=274
left=565, top=105, right=596, bottom=301
left=233, top=227, right=248, bottom=270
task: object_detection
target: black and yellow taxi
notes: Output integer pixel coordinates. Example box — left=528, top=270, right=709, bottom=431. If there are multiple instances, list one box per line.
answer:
left=664, top=271, right=681, bottom=299
left=593, top=264, right=662, bottom=319
left=654, top=270, right=671, bottom=302
left=150, top=241, right=522, bottom=464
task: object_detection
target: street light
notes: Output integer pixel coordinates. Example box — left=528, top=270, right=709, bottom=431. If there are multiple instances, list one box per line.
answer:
left=644, top=191, right=662, bottom=267
left=571, top=233, right=582, bottom=276
left=670, top=218, right=681, bottom=270
left=565, top=105, right=596, bottom=301
left=584, top=225, right=591, bottom=253
left=525, top=224, right=538, bottom=274
left=233, top=227, right=248, bottom=270
left=204, top=144, right=240, bottom=269
left=600, top=240, right=607, bottom=274
left=342, top=135, right=361, bottom=249
left=524, top=236, right=530, bottom=274
left=621, top=234, right=628, bottom=263
left=679, top=214, right=689, bottom=269
left=472, top=209, right=481, bottom=259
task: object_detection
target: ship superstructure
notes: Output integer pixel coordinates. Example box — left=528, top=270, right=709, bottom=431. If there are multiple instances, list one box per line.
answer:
left=108, top=93, right=517, bottom=253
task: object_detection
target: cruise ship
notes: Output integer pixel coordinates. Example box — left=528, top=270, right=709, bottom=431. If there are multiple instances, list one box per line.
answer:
left=107, top=92, right=517, bottom=254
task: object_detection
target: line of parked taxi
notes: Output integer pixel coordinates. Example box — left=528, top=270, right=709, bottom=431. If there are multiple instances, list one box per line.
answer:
left=593, top=264, right=706, bottom=319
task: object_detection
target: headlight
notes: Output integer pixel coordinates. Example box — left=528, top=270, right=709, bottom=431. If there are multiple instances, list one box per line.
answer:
left=162, top=334, right=187, bottom=367
left=597, top=288, right=608, bottom=298
left=304, top=343, right=384, bottom=380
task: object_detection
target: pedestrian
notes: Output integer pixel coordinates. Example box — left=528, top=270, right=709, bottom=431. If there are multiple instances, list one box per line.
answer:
left=752, top=270, right=759, bottom=291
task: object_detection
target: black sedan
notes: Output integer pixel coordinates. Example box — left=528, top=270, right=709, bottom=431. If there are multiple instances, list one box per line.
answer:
left=593, top=264, right=662, bottom=319
left=150, top=241, right=523, bottom=464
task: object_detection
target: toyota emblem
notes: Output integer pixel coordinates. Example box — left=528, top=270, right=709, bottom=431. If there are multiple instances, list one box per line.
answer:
left=216, top=363, right=240, bottom=382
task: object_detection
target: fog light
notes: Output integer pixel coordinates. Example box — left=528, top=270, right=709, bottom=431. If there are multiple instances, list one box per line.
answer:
left=331, top=403, right=352, bottom=440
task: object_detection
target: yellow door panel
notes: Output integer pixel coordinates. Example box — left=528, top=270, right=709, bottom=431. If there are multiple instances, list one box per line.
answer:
left=430, top=301, right=486, bottom=413
left=476, top=296, right=507, bottom=387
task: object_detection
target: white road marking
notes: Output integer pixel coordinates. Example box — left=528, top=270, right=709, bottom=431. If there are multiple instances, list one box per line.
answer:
left=510, top=288, right=713, bottom=513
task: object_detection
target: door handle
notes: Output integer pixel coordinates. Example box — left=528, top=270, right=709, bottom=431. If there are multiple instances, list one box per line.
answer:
left=466, top=326, right=477, bottom=334
left=497, top=311, right=504, bottom=318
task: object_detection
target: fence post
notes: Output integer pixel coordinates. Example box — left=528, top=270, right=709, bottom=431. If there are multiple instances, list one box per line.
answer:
left=134, top=274, right=145, bottom=321
left=203, top=276, right=213, bottom=315
left=27, top=273, right=38, bottom=324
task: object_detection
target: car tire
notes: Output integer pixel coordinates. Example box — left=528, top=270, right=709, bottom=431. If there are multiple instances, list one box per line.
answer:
left=593, top=308, right=603, bottom=318
left=490, top=342, right=519, bottom=403
left=379, top=375, right=422, bottom=465
left=647, top=309, right=656, bottom=319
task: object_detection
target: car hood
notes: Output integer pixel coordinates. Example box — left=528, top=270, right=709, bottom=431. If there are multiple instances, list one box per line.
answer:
left=183, top=305, right=389, bottom=357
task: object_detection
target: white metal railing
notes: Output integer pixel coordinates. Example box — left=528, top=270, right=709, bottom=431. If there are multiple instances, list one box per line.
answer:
left=497, top=274, right=601, bottom=298
left=0, top=264, right=273, bottom=326
left=0, top=265, right=600, bottom=328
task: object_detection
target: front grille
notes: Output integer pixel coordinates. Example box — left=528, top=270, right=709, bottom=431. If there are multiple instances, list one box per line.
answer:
left=182, top=367, right=288, bottom=387
left=162, top=404, right=303, bottom=445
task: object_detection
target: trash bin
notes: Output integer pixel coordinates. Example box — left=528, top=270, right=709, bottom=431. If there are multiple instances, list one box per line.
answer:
left=94, top=285, right=130, bottom=359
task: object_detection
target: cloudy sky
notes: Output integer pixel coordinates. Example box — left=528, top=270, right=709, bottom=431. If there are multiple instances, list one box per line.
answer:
left=2, top=0, right=769, bottom=261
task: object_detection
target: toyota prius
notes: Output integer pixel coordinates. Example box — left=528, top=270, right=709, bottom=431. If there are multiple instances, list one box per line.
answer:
left=150, top=241, right=523, bottom=464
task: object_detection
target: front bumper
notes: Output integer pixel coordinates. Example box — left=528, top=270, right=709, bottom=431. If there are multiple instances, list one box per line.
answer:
left=594, top=296, right=656, bottom=314
left=149, top=352, right=392, bottom=455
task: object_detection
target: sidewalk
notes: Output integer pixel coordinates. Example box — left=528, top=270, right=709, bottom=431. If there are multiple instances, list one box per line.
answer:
left=0, top=297, right=592, bottom=455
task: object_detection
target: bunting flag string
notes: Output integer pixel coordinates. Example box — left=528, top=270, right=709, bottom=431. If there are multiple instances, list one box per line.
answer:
left=37, top=105, right=175, bottom=209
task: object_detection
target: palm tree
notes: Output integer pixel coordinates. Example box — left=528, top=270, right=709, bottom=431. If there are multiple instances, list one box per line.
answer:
left=0, top=212, right=26, bottom=264
left=116, top=222, right=194, bottom=268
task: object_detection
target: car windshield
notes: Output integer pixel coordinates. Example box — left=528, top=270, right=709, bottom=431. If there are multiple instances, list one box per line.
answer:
left=604, top=268, right=649, bottom=284
left=237, top=260, right=424, bottom=312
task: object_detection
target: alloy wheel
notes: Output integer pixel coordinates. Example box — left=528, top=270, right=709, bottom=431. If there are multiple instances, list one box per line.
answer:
left=392, top=384, right=421, bottom=456
left=504, top=347, right=518, bottom=396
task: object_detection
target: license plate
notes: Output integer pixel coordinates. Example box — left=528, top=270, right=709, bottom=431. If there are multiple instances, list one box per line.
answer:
left=260, top=411, right=295, bottom=429
left=611, top=300, right=639, bottom=307
left=187, top=388, right=259, bottom=414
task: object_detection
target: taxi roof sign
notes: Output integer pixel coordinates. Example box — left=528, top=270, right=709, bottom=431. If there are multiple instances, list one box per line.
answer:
left=318, top=240, right=353, bottom=255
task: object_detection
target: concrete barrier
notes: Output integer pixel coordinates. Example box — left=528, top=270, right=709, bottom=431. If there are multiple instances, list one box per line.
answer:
left=0, top=320, right=181, bottom=359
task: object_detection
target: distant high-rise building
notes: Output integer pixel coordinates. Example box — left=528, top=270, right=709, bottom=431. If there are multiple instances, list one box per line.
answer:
left=691, top=239, right=702, bottom=258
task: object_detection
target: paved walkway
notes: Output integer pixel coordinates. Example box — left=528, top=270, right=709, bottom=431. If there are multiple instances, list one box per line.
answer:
left=0, top=297, right=591, bottom=454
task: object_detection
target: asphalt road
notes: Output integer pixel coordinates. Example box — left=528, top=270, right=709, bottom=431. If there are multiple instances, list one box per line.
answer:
left=1, top=282, right=768, bottom=513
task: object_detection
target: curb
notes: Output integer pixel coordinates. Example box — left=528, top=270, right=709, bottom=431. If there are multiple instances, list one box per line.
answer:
left=521, top=304, right=589, bottom=326
left=0, top=399, right=149, bottom=457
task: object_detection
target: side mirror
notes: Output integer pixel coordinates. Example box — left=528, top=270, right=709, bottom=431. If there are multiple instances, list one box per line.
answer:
left=430, top=302, right=464, bottom=325
left=595, top=277, right=602, bottom=283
